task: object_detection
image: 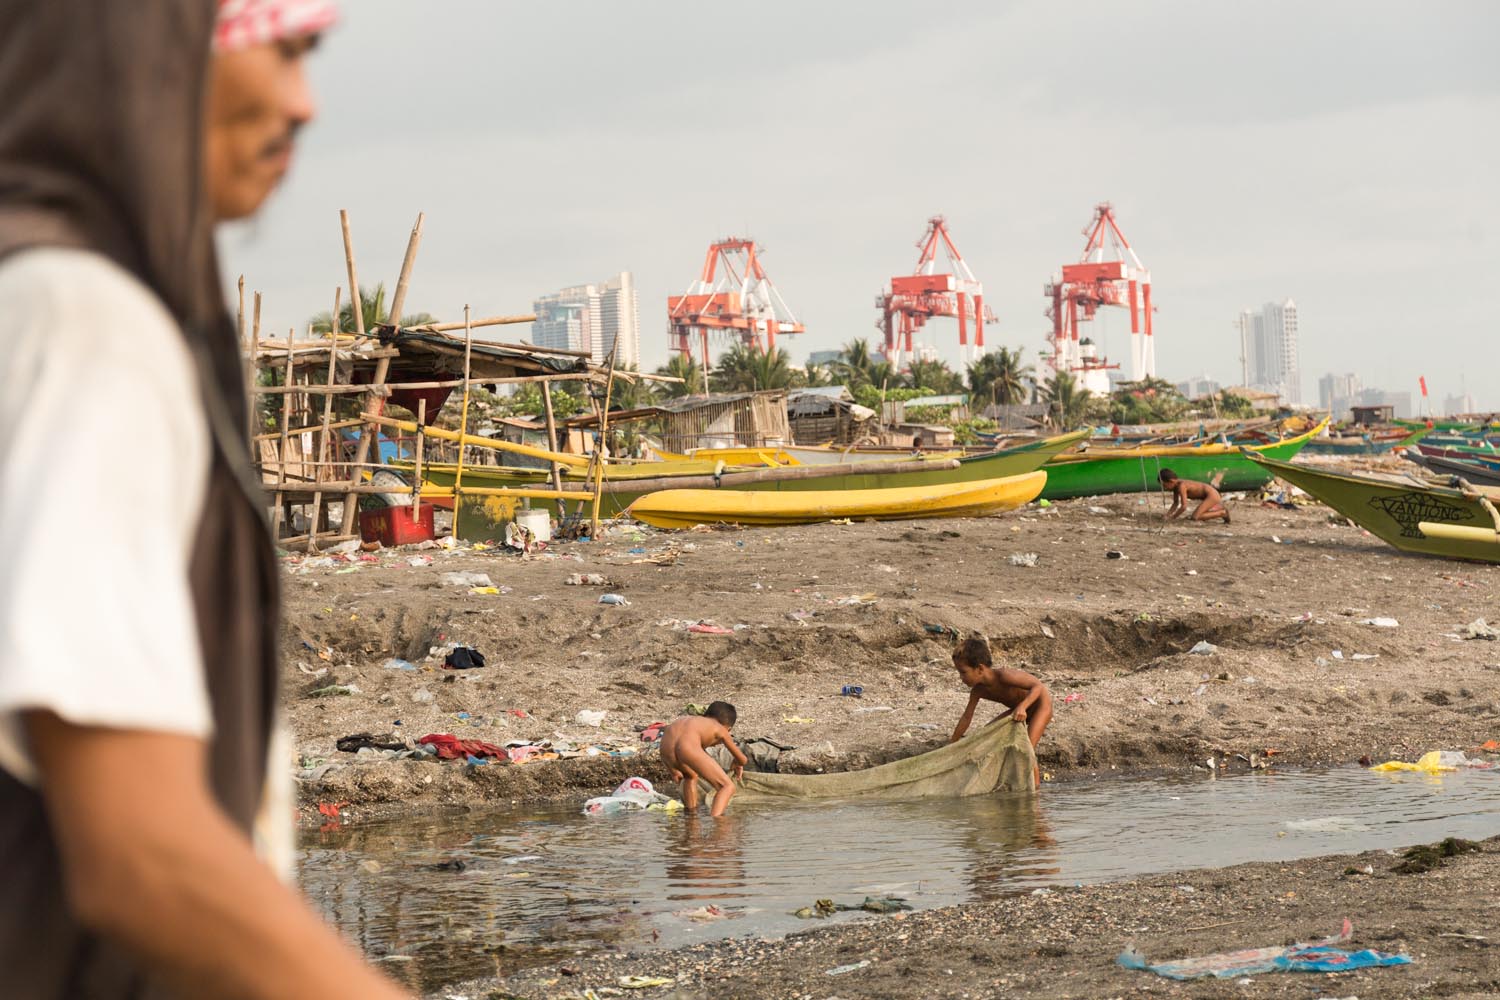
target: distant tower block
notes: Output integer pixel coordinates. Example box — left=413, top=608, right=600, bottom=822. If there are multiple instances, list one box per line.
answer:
left=876, top=215, right=995, bottom=369
left=667, top=237, right=805, bottom=371
left=1044, top=202, right=1155, bottom=384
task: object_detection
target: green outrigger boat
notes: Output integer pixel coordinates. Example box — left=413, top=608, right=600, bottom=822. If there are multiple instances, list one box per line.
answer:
left=1247, top=452, right=1500, bottom=564
left=405, top=429, right=1089, bottom=517
left=1037, top=420, right=1327, bottom=501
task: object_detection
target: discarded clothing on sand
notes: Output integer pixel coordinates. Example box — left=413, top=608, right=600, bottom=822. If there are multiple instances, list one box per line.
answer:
left=1118, top=919, right=1412, bottom=980
left=709, top=718, right=1034, bottom=801
left=418, top=733, right=507, bottom=761
left=443, top=646, right=486, bottom=670
left=336, top=732, right=406, bottom=753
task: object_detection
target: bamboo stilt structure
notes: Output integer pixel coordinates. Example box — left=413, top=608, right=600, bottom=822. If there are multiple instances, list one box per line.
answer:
left=541, top=381, right=564, bottom=499
left=340, top=212, right=423, bottom=535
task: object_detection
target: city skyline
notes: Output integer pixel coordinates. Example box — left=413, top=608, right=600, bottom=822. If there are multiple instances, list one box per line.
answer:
left=219, top=2, right=1498, bottom=409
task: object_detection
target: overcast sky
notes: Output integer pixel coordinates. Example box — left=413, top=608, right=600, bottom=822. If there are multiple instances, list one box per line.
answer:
left=221, top=0, right=1499, bottom=410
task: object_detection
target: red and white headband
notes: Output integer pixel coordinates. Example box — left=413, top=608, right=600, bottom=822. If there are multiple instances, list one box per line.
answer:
left=214, top=0, right=338, bottom=52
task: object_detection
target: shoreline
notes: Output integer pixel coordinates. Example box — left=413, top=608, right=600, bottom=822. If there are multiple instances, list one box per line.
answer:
left=472, top=833, right=1500, bottom=999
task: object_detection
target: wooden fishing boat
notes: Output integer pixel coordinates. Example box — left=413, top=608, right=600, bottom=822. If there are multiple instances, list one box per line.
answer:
left=1037, top=420, right=1327, bottom=500
left=627, top=471, right=1047, bottom=528
left=1415, top=439, right=1500, bottom=461
left=409, top=429, right=1088, bottom=516
left=1400, top=449, right=1500, bottom=487
left=1247, top=452, right=1500, bottom=563
left=1302, top=426, right=1427, bottom=456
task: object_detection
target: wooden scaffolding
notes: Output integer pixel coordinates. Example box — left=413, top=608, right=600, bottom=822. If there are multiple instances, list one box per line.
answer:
left=241, top=210, right=651, bottom=550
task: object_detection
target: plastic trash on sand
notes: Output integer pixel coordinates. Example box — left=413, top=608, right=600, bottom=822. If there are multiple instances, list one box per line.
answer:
left=1370, top=750, right=1493, bottom=773
left=576, top=709, right=607, bottom=727
left=598, top=593, right=629, bottom=606
left=1358, top=616, right=1400, bottom=628
left=1189, top=641, right=1217, bottom=655
left=439, top=571, right=493, bottom=588
left=1009, top=552, right=1039, bottom=567
left=1118, top=919, right=1411, bottom=980
left=582, top=776, right=682, bottom=815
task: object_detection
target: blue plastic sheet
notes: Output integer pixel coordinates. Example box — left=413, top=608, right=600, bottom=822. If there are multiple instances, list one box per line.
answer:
left=1118, top=920, right=1412, bottom=980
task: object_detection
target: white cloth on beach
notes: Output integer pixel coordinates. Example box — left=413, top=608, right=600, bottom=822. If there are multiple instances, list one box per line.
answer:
left=0, top=247, right=212, bottom=786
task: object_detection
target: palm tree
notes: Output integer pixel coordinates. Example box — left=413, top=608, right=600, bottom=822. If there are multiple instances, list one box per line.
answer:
left=1041, top=372, right=1094, bottom=430
left=747, top=346, right=793, bottom=391
left=309, top=283, right=435, bottom=335
left=968, top=347, right=1033, bottom=407
left=905, top=358, right=964, bottom=394
left=798, top=363, right=832, bottom=388
left=836, top=338, right=877, bottom=389
left=711, top=343, right=793, bottom=392
left=654, top=353, right=704, bottom=398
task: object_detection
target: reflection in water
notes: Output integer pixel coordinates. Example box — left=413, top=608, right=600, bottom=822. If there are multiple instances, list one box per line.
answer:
left=666, top=814, right=748, bottom=900
left=300, top=768, right=1500, bottom=995
left=956, top=791, right=1059, bottom=901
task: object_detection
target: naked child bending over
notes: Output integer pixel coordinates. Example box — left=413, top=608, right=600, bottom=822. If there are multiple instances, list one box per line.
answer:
left=950, top=636, right=1052, bottom=788
left=1159, top=467, right=1230, bottom=523
left=660, top=701, right=747, bottom=816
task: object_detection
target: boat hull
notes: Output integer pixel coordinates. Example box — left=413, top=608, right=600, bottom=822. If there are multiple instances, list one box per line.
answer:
left=411, top=430, right=1087, bottom=516
left=1248, top=453, right=1500, bottom=563
left=1037, top=421, right=1326, bottom=500
left=628, top=472, right=1047, bottom=528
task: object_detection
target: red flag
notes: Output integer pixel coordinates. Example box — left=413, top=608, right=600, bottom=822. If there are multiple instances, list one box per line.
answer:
left=1419, top=376, right=1428, bottom=397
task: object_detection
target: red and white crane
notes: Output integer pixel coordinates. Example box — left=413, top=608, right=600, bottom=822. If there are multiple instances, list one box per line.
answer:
left=667, top=237, right=804, bottom=370
left=1044, top=202, right=1155, bottom=388
left=877, top=215, right=995, bottom=368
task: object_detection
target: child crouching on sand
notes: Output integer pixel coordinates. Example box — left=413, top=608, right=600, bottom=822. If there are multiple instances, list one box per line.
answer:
left=950, top=636, right=1052, bottom=788
left=660, top=701, right=747, bottom=816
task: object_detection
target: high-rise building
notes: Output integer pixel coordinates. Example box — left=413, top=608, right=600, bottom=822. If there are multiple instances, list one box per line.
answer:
left=1444, top=392, right=1476, bottom=417
left=531, top=271, right=640, bottom=369
left=1175, top=374, right=1220, bottom=399
left=1237, top=299, right=1300, bottom=404
left=1318, top=372, right=1360, bottom=419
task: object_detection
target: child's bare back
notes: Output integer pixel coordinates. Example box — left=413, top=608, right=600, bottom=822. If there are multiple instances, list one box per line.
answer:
left=659, top=702, right=746, bottom=817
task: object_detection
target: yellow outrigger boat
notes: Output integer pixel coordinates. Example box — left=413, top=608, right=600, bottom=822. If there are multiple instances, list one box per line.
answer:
left=626, top=471, right=1046, bottom=528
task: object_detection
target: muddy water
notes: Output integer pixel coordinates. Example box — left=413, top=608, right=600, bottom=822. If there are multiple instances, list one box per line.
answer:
left=300, top=767, right=1500, bottom=993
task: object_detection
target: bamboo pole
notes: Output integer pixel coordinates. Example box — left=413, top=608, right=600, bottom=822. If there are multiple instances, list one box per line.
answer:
left=272, top=329, right=295, bottom=538
left=590, top=346, right=618, bottom=537
left=341, top=212, right=423, bottom=535
left=253, top=371, right=605, bottom=395
left=402, top=315, right=536, bottom=334
left=450, top=305, right=474, bottom=539
left=305, top=288, right=343, bottom=550
left=413, top=398, right=426, bottom=523
left=541, top=381, right=564, bottom=498
left=253, top=417, right=365, bottom=442
left=248, top=291, right=262, bottom=447
left=340, top=209, right=364, bottom=338
left=386, top=212, right=424, bottom=328
left=360, top=412, right=591, bottom=467
left=275, top=483, right=590, bottom=500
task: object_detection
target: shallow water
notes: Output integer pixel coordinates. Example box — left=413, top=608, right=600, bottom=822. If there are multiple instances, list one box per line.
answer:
left=299, top=767, right=1500, bottom=992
